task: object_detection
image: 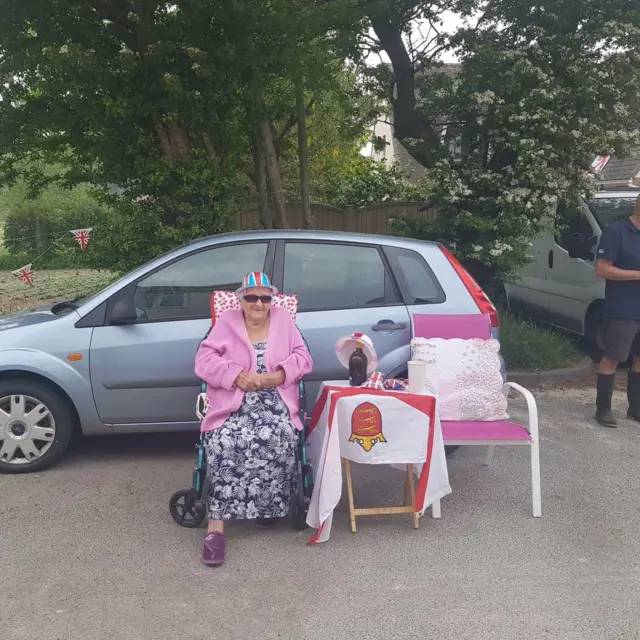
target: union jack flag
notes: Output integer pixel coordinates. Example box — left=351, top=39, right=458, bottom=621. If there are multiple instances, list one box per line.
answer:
left=361, top=371, right=386, bottom=389
left=12, top=263, right=34, bottom=287
left=70, top=228, right=93, bottom=252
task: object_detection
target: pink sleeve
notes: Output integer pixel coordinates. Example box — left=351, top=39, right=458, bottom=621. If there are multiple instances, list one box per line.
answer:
left=277, top=325, right=313, bottom=388
left=194, top=323, right=243, bottom=391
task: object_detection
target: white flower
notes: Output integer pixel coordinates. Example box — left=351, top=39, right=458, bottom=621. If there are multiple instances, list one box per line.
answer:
left=59, top=45, right=69, bottom=54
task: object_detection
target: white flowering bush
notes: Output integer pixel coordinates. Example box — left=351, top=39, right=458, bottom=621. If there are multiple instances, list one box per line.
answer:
left=389, top=0, right=640, bottom=290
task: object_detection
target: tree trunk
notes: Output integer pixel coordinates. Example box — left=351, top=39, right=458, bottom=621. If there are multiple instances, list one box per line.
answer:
left=259, top=120, right=288, bottom=229
left=368, top=5, right=442, bottom=164
left=251, top=130, right=273, bottom=229
left=296, top=80, right=313, bottom=229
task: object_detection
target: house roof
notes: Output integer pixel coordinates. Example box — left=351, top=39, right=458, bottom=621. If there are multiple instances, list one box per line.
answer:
left=598, top=147, right=640, bottom=187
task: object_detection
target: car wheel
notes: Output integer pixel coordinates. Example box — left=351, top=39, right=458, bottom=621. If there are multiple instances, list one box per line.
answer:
left=0, top=380, right=75, bottom=474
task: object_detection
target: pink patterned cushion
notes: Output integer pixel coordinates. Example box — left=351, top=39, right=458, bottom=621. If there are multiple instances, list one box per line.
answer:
left=410, top=337, right=508, bottom=421
left=210, top=290, right=298, bottom=324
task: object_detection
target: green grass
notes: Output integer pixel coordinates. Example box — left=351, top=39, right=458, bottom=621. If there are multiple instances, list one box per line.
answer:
left=499, top=312, right=584, bottom=372
left=0, top=269, right=115, bottom=314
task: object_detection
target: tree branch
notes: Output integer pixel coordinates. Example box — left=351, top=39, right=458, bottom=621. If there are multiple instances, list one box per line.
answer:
left=274, top=96, right=317, bottom=151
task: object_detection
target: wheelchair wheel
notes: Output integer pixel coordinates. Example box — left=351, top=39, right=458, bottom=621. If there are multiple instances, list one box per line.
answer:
left=169, top=488, right=207, bottom=528
left=289, top=496, right=309, bottom=531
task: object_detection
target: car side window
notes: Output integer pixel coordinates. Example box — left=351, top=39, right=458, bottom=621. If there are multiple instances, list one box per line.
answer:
left=283, top=242, right=399, bottom=312
left=132, top=242, right=269, bottom=321
left=555, top=203, right=594, bottom=251
left=384, top=246, right=445, bottom=305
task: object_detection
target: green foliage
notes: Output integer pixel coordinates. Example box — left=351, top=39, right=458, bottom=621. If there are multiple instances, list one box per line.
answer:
left=318, top=156, right=430, bottom=208
left=0, top=0, right=366, bottom=266
left=0, top=179, right=113, bottom=269
left=369, top=0, right=640, bottom=285
left=499, top=312, right=583, bottom=372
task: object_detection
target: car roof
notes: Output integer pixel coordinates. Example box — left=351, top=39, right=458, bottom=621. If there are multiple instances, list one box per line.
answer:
left=184, top=228, right=441, bottom=252
left=594, top=189, right=640, bottom=199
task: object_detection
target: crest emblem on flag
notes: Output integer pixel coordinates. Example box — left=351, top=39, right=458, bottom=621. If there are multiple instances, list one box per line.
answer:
left=70, top=228, right=93, bottom=252
left=349, top=402, right=386, bottom=452
left=12, top=263, right=34, bottom=287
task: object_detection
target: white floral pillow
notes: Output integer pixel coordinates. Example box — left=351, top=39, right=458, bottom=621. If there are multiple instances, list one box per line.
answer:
left=410, top=337, right=508, bottom=422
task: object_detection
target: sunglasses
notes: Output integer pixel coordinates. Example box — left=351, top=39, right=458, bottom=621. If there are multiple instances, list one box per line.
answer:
left=243, top=294, right=273, bottom=304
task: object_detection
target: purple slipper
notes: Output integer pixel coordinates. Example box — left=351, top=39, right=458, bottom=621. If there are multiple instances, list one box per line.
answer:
left=202, top=532, right=226, bottom=566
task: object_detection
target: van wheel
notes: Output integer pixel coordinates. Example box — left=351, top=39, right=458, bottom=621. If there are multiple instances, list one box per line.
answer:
left=0, top=380, right=75, bottom=474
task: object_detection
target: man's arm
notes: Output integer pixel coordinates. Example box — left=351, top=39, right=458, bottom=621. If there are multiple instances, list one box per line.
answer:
left=595, top=259, right=640, bottom=281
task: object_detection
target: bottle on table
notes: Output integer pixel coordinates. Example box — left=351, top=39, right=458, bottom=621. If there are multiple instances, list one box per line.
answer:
left=349, top=342, right=368, bottom=387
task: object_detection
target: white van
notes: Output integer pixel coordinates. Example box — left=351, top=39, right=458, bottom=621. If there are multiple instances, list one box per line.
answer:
left=505, top=189, right=640, bottom=350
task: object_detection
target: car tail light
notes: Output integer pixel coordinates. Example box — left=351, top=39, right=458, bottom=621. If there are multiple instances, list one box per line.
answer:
left=439, top=245, right=500, bottom=328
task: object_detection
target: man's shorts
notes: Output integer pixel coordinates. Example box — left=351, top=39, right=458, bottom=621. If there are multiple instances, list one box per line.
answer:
left=597, top=318, right=640, bottom=363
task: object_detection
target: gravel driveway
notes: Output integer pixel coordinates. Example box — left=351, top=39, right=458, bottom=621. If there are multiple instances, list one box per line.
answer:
left=2, top=386, right=640, bottom=640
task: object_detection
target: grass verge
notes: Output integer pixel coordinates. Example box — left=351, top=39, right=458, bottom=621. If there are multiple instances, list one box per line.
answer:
left=500, top=312, right=584, bottom=372
left=0, top=269, right=115, bottom=315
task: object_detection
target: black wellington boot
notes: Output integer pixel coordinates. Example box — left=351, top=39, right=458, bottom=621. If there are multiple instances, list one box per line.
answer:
left=626, top=371, right=640, bottom=422
left=595, top=373, right=618, bottom=428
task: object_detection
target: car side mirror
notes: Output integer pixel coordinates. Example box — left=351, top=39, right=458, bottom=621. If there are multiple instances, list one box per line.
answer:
left=109, top=299, right=138, bottom=325
left=567, top=233, right=596, bottom=260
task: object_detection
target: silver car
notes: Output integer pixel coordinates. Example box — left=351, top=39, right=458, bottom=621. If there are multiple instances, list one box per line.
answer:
left=0, top=229, right=500, bottom=474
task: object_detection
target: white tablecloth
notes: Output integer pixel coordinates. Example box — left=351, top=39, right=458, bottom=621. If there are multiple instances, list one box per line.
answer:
left=305, top=381, right=451, bottom=543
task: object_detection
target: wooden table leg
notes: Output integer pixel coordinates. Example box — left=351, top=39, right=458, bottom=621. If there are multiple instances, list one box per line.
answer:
left=342, top=457, right=357, bottom=533
left=406, top=464, right=420, bottom=529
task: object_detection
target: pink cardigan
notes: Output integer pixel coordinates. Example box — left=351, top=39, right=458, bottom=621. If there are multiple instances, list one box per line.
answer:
left=194, top=306, right=313, bottom=432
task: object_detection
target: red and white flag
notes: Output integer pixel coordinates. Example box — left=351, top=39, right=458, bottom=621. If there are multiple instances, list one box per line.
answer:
left=70, top=228, right=93, bottom=252
left=591, top=155, right=610, bottom=175
left=12, top=263, right=34, bottom=287
left=305, top=383, right=451, bottom=543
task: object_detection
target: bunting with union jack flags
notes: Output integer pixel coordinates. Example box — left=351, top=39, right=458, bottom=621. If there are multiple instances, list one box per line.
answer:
left=70, top=228, right=93, bottom=252
left=12, top=263, right=34, bottom=287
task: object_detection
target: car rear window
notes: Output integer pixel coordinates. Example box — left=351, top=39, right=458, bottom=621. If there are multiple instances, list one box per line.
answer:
left=384, top=246, right=445, bottom=305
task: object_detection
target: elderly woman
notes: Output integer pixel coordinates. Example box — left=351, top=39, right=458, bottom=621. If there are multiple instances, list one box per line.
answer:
left=194, top=272, right=313, bottom=565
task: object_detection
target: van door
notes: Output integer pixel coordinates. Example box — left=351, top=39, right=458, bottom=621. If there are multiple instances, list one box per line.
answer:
left=505, top=224, right=554, bottom=322
left=273, top=240, right=411, bottom=409
left=544, top=201, right=602, bottom=333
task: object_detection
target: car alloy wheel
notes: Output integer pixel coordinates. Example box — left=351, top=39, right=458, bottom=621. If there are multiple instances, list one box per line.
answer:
left=0, top=394, right=56, bottom=465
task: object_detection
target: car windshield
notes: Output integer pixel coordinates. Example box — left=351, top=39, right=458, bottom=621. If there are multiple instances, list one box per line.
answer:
left=589, top=196, right=639, bottom=228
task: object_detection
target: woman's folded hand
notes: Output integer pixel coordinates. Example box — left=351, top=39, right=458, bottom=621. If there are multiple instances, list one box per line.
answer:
left=234, top=372, right=260, bottom=392
left=235, top=370, right=286, bottom=392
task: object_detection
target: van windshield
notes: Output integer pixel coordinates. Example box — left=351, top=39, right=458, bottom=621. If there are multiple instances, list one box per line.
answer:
left=589, top=196, right=638, bottom=228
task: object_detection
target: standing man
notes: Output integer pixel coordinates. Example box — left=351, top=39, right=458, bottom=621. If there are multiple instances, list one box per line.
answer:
left=594, top=193, right=640, bottom=427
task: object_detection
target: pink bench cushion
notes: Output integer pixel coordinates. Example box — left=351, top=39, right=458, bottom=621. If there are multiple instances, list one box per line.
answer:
left=413, top=313, right=491, bottom=340
left=442, top=420, right=531, bottom=441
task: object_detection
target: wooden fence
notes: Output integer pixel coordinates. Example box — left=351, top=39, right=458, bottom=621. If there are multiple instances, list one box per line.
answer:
left=233, top=201, right=440, bottom=235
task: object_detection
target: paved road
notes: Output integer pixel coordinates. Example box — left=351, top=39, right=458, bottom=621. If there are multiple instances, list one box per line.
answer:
left=2, top=386, right=640, bottom=640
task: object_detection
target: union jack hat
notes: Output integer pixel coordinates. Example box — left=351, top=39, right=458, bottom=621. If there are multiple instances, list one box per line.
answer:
left=236, top=271, right=278, bottom=297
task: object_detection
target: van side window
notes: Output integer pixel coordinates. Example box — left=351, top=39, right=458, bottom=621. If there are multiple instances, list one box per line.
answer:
left=555, top=204, right=594, bottom=251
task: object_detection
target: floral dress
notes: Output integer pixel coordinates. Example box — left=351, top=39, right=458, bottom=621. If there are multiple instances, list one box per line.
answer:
left=203, top=341, right=298, bottom=521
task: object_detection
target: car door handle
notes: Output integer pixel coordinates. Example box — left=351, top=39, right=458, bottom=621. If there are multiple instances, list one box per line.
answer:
left=372, top=320, right=407, bottom=332
left=548, top=250, right=554, bottom=269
